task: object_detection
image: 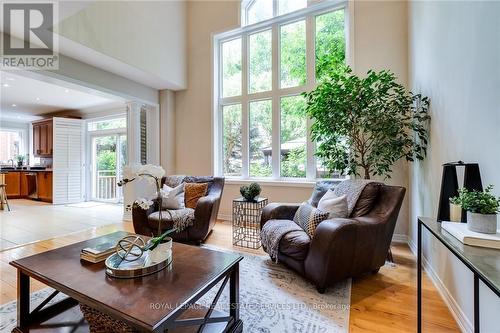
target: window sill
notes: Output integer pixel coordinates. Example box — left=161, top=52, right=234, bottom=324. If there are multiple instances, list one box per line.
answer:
left=224, top=178, right=342, bottom=188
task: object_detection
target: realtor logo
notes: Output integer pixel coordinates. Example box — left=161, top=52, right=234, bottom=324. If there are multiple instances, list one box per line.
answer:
left=1, top=2, right=59, bottom=69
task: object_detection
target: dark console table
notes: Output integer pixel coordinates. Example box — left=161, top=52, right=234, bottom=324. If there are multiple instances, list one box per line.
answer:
left=417, top=217, right=500, bottom=333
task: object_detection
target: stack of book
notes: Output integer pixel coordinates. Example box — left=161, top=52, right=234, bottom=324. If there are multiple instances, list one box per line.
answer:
left=80, top=241, right=116, bottom=263
left=442, top=222, right=500, bottom=249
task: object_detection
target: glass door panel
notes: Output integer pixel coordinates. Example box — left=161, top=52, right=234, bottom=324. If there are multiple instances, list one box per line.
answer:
left=92, top=135, right=121, bottom=202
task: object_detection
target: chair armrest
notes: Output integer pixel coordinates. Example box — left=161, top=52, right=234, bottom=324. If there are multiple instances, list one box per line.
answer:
left=194, top=195, right=218, bottom=221
left=304, top=218, right=359, bottom=288
left=260, top=203, right=300, bottom=229
left=132, top=199, right=159, bottom=236
left=305, top=216, right=387, bottom=289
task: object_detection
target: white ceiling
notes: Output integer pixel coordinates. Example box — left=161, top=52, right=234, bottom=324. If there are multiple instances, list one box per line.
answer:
left=0, top=71, right=122, bottom=122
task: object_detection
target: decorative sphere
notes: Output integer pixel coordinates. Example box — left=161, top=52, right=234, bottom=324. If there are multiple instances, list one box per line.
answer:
left=115, top=236, right=145, bottom=262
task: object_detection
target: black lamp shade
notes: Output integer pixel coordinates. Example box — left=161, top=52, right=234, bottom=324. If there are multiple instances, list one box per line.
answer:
left=437, top=161, right=483, bottom=222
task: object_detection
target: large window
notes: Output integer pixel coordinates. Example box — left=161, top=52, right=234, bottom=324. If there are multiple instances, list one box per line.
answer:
left=216, top=1, right=347, bottom=181
left=0, top=129, right=25, bottom=164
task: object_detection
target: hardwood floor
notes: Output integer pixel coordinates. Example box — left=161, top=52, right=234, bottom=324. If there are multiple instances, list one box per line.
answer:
left=0, top=199, right=123, bottom=250
left=0, top=220, right=460, bottom=332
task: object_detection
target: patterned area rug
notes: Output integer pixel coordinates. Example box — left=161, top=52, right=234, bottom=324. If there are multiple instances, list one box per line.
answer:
left=0, top=248, right=350, bottom=333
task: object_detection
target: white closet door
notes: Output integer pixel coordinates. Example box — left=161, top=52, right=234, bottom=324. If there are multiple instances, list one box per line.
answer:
left=53, top=118, right=85, bottom=204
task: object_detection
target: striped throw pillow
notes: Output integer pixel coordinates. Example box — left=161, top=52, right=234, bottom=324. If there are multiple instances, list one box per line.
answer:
left=293, top=202, right=329, bottom=238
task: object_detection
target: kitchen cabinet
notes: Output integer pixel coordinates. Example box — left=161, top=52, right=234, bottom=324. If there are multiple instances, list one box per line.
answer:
left=20, top=172, right=29, bottom=196
left=38, top=172, right=52, bottom=202
left=4, top=172, right=20, bottom=197
left=33, top=119, right=53, bottom=157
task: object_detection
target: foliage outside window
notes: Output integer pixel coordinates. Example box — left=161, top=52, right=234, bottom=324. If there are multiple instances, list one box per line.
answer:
left=218, top=2, right=347, bottom=181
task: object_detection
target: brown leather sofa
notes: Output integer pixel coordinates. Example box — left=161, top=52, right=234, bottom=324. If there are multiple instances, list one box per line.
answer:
left=260, top=181, right=405, bottom=293
left=132, top=176, right=224, bottom=244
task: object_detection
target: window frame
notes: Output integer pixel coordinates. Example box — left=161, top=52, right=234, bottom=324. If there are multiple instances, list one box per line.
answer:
left=214, top=0, right=353, bottom=183
left=0, top=127, right=27, bottom=164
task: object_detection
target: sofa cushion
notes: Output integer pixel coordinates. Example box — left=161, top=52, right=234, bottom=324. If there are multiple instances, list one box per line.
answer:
left=350, top=182, right=381, bottom=217
left=148, top=208, right=195, bottom=230
left=293, top=202, right=329, bottom=238
left=279, top=228, right=311, bottom=261
left=184, top=182, right=208, bottom=209
left=308, top=180, right=338, bottom=207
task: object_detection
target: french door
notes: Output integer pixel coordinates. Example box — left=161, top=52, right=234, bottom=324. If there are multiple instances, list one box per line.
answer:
left=90, top=133, right=127, bottom=202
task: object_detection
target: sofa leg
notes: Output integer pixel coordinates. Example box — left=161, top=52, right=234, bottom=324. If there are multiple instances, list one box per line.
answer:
left=316, top=286, right=326, bottom=294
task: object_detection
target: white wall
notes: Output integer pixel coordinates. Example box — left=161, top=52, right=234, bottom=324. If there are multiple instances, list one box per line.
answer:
left=56, top=1, right=187, bottom=90
left=408, top=1, right=500, bottom=331
left=175, top=0, right=411, bottom=234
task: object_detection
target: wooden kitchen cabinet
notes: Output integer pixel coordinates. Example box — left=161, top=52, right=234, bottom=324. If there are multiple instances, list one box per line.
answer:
left=4, top=172, right=21, bottom=197
left=33, top=119, right=53, bottom=157
left=38, top=172, right=53, bottom=202
left=20, top=172, right=29, bottom=196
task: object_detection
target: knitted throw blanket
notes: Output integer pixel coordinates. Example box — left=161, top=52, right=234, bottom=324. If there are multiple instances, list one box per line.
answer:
left=333, top=179, right=375, bottom=216
left=261, top=220, right=303, bottom=262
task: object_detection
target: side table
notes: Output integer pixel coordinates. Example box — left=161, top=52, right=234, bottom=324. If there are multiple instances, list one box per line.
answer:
left=232, top=197, right=268, bottom=249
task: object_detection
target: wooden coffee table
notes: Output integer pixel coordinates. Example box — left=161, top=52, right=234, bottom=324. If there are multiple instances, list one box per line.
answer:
left=10, top=231, right=243, bottom=332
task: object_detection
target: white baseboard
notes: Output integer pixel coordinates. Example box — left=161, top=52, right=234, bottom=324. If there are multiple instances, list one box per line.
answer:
left=408, top=238, right=472, bottom=333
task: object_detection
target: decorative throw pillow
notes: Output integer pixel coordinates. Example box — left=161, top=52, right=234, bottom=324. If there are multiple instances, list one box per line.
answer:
left=293, top=202, right=329, bottom=238
left=160, top=183, right=185, bottom=209
left=307, top=181, right=336, bottom=207
left=317, top=190, right=348, bottom=219
left=184, top=182, right=208, bottom=209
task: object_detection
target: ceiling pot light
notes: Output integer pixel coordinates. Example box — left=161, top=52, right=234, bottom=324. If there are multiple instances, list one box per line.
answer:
left=64, top=89, right=69, bottom=93
left=3, top=83, right=10, bottom=87
left=12, top=104, right=16, bottom=107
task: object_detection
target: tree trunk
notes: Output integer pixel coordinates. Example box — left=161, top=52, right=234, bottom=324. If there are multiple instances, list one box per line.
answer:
left=364, top=167, right=371, bottom=180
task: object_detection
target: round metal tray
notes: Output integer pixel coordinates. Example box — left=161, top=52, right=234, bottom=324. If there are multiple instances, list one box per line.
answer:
left=105, top=252, right=172, bottom=279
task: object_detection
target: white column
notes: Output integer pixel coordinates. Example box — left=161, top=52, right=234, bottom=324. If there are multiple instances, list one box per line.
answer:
left=159, top=90, right=176, bottom=174
left=124, top=101, right=141, bottom=221
left=126, top=101, right=141, bottom=165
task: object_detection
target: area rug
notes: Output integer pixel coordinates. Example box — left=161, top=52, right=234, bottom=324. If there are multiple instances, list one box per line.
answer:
left=0, top=249, right=350, bottom=333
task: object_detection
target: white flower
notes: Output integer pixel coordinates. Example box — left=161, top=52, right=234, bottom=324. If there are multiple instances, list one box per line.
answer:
left=123, top=163, right=142, bottom=180
left=139, top=164, right=165, bottom=180
left=134, top=198, right=154, bottom=210
left=123, top=164, right=165, bottom=180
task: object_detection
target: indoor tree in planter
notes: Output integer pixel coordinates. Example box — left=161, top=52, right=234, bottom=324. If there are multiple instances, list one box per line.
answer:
left=304, top=65, right=430, bottom=179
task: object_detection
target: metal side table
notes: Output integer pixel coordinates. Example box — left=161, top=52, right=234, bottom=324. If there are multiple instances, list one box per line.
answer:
left=232, top=197, right=268, bottom=249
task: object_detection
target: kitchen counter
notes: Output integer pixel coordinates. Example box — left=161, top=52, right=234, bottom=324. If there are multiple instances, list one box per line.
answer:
left=0, top=168, right=52, bottom=173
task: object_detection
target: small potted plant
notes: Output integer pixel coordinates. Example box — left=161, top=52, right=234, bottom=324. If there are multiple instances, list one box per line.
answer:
left=16, top=155, right=25, bottom=167
left=240, top=182, right=262, bottom=202
left=456, top=185, right=500, bottom=234
left=449, top=195, right=462, bottom=222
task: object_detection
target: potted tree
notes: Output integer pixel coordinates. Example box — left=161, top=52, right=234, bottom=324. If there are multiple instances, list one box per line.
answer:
left=453, top=185, right=500, bottom=234
left=304, top=65, right=430, bottom=179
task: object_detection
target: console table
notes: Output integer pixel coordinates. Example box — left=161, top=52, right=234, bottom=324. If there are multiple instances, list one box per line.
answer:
left=417, top=217, right=500, bottom=333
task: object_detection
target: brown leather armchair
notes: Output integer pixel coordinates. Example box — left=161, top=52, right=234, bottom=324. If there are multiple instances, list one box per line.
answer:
left=132, top=176, right=224, bottom=244
left=260, top=182, right=405, bottom=293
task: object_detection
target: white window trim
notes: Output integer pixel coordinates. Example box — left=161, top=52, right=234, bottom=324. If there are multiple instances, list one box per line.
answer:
left=213, top=0, right=354, bottom=183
